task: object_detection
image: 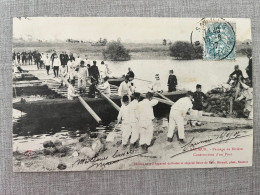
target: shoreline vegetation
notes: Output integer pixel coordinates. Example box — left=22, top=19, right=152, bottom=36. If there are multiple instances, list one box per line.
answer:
left=13, top=41, right=252, bottom=61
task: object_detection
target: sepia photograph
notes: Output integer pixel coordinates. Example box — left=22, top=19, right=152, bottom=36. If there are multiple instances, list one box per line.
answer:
left=12, top=17, right=253, bottom=172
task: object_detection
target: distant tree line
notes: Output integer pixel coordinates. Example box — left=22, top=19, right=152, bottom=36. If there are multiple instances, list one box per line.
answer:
left=169, top=41, right=203, bottom=60
left=102, top=41, right=130, bottom=61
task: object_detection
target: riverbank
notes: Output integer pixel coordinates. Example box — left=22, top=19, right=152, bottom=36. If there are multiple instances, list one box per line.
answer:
left=13, top=42, right=251, bottom=60
left=13, top=117, right=253, bottom=172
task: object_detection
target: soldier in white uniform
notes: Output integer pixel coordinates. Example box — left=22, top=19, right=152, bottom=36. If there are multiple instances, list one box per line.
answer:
left=138, top=92, right=159, bottom=151
left=118, top=76, right=131, bottom=97
left=116, top=95, right=131, bottom=149
left=99, top=61, right=109, bottom=83
left=67, top=58, right=77, bottom=84
left=128, top=92, right=141, bottom=150
left=98, top=76, right=111, bottom=96
left=77, top=61, right=89, bottom=93
left=59, top=64, right=68, bottom=87
left=167, top=91, right=193, bottom=143
left=67, top=81, right=78, bottom=100
left=152, top=74, right=162, bottom=92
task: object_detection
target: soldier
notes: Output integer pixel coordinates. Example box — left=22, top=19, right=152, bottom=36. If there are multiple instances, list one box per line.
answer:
left=168, top=70, right=178, bottom=92
left=118, top=76, right=131, bottom=97
left=88, top=80, right=99, bottom=98
left=138, top=92, right=158, bottom=151
left=53, top=54, right=60, bottom=77
left=77, top=61, right=89, bottom=94
left=16, top=52, right=21, bottom=64
left=167, top=91, right=193, bottom=143
left=246, top=54, right=252, bottom=85
left=28, top=51, right=33, bottom=65
left=89, top=61, right=100, bottom=83
left=116, top=95, right=131, bottom=149
left=99, top=61, right=109, bottom=83
left=128, top=92, right=141, bottom=150
left=227, top=65, right=244, bottom=86
left=192, top=84, right=207, bottom=126
left=67, top=81, right=78, bottom=100
left=126, top=67, right=135, bottom=81
left=98, top=76, right=111, bottom=96
left=59, top=64, right=68, bottom=87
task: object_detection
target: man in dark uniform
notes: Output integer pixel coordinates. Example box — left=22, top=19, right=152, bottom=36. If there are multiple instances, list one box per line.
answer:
left=191, top=84, right=207, bottom=126
left=64, top=51, right=69, bottom=65
left=21, top=51, right=27, bottom=65
left=88, top=80, right=99, bottom=98
left=16, top=52, right=20, bottom=64
left=28, top=51, right=33, bottom=65
left=89, top=61, right=100, bottom=83
left=35, top=51, right=42, bottom=70
left=167, top=70, right=178, bottom=92
left=50, top=51, right=57, bottom=68
left=126, top=67, right=135, bottom=81
left=246, top=54, right=252, bottom=85
left=60, top=51, right=65, bottom=66
left=227, top=65, right=244, bottom=86
left=69, top=53, right=75, bottom=61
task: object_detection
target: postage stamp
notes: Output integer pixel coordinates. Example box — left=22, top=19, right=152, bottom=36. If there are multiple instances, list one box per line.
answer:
left=202, top=19, right=236, bottom=60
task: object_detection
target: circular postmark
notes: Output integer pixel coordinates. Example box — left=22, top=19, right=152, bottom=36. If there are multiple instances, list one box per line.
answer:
left=191, top=18, right=236, bottom=60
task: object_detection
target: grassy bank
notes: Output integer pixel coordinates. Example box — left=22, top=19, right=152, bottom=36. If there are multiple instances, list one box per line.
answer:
left=13, top=41, right=251, bottom=60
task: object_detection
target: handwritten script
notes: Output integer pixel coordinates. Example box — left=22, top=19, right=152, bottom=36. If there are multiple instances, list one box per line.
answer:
left=72, top=149, right=147, bottom=170
left=171, top=131, right=252, bottom=158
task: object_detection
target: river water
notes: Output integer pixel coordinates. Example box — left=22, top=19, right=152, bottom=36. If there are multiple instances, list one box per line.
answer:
left=13, top=57, right=250, bottom=136
left=105, top=57, right=249, bottom=93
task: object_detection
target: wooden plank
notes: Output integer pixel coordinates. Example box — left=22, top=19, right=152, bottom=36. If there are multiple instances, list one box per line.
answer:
left=186, top=115, right=253, bottom=125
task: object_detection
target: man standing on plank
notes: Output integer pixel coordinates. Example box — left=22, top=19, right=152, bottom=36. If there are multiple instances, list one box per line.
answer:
left=77, top=60, right=89, bottom=94
left=59, top=64, right=68, bottom=87
left=89, top=61, right=100, bottom=83
left=53, top=54, right=60, bottom=78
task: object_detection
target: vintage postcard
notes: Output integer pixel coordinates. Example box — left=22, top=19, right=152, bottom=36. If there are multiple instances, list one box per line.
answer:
left=12, top=17, right=253, bottom=172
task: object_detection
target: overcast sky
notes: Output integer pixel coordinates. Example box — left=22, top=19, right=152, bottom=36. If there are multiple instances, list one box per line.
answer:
left=13, top=17, right=252, bottom=43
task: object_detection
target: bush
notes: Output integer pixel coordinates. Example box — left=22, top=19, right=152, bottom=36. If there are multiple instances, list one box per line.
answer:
left=169, top=41, right=203, bottom=60
left=102, top=41, right=130, bottom=61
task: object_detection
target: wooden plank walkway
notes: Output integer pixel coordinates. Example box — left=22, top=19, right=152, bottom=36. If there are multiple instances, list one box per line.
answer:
left=15, top=70, right=119, bottom=98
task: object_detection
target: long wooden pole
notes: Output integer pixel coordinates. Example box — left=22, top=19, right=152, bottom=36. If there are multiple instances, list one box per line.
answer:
left=78, top=96, right=102, bottom=123
left=87, top=81, right=120, bottom=111
left=64, top=78, right=102, bottom=123
left=140, top=94, right=173, bottom=106
left=97, top=89, right=120, bottom=111
left=155, top=92, right=174, bottom=103
left=134, top=78, right=152, bottom=83
left=110, top=84, right=173, bottom=106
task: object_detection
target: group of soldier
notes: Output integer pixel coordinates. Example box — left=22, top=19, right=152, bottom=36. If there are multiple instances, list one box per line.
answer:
left=12, top=49, right=253, bottom=151
left=13, top=50, right=42, bottom=68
